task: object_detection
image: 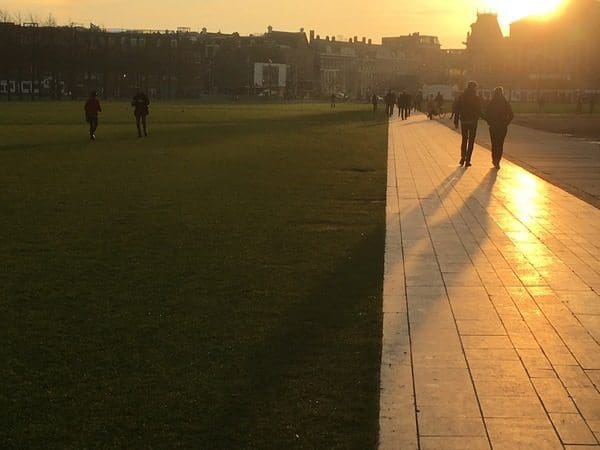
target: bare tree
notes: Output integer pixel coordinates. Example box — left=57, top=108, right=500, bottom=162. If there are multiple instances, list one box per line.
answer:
left=42, top=13, right=57, bottom=27
left=0, top=9, right=12, bottom=22
left=27, top=12, right=40, bottom=24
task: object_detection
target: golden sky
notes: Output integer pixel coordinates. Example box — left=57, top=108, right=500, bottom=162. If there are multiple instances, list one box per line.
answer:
left=0, top=0, right=566, bottom=48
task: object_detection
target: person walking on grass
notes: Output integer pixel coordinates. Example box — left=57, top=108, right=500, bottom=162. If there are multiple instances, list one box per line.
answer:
left=132, top=90, right=150, bottom=137
left=454, top=81, right=482, bottom=167
left=84, top=91, right=102, bottom=140
left=331, top=93, right=336, bottom=108
left=485, top=86, right=514, bottom=169
left=372, top=93, right=378, bottom=112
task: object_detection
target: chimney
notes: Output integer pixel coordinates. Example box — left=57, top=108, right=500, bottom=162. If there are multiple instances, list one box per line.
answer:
left=316, top=34, right=320, bottom=40
left=267, top=25, right=273, bottom=33
left=354, top=36, right=358, bottom=43
left=368, top=38, right=372, bottom=45
left=300, top=27, right=304, bottom=33
left=309, top=30, right=315, bottom=42
left=325, top=35, right=329, bottom=41
left=348, top=38, right=352, bottom=42
left=362, top=37, right=366, bottom=44
left=331, top=36, right=335, bottom=42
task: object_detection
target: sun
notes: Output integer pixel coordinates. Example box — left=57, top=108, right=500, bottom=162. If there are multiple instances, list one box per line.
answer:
left=485, top=0, right=566, bottom=25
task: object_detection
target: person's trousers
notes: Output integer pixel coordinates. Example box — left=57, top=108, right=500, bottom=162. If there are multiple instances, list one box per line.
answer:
left=136, top=114, right=147, bottom=136
left=490, top=126, right=508, bottom=165
left=460, top=121, right=478, bottom=163
left=386, top=104, right=394, bottom=117
left=88, top=116, right=98, bottom=137
left=404, top=107, right=411, bottom=118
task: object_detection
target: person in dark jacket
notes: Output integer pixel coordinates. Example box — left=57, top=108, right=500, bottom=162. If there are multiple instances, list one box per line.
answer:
left=485, top=86, right=514, bottom=169
left=371, top=93, right=378, bottom=112
left=131, top=90, right=150, bottom=137
left=397, top=90, right=411, bottom=120
left=384, top=90, right=396, bottom=118
left=404, top=92, right=412, bottom=119
left=414, top=91, right=423, bottom=112
left=84, top=90, right=102, bottom=140
left=454, top=81, right=482, bottom=167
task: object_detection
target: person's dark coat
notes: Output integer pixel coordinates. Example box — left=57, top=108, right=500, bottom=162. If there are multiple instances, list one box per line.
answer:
left=385, top=92, right=396, bottom=105
left=132, top=92, right=150, bottom=116
left=485, top=96, right=514, bottom=128
left=84, top=97, right=102, bottom=118
left=454, top=91, right=482, bottom=125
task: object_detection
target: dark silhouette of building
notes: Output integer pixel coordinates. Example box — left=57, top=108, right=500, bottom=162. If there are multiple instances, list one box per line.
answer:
left=464, top=13, right=508, bottom=91
left=381, top=33, right=444, bottom=85
left=310, top=32, right=411, bottom=99
left=0, top=23, right=313, bottom=99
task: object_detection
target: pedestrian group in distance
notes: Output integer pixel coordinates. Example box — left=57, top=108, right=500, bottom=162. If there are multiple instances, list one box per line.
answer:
left=84, top=89, right=151, bottom=141
left=380, top=81, right=514, bottom=169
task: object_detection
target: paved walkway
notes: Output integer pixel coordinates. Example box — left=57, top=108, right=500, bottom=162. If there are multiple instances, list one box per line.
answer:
left=439, top=117, right=600, bottom=207
left=379, top=114, right=600, bottom=450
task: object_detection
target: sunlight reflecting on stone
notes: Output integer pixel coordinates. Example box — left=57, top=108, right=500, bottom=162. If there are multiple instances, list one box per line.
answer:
left=507, top=171, right=546, bottom=225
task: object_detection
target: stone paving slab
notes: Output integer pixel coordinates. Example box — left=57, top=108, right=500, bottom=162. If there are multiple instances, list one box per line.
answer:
left=379, top=114, right=600, bottom=449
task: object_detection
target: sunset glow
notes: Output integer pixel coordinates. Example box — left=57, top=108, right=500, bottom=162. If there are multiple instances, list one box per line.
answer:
left=486, top=0, right=566, bottom=26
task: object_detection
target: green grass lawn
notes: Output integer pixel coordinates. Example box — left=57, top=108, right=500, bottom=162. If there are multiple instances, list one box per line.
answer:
left=0, top=102, right=388, bottom=449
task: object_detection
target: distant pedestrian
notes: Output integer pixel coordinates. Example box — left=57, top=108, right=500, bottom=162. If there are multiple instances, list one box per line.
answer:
left=384, top=90, right=396, bottom=118
left=131, top=90, right=150, bottom=137
left=450, top=96, right=459, bottom=125
left=331, top=93, right=336, bottom=108
left=590, top=94, right=596, bottom=114
left=485, top=86, right=514, bottom=169
left=371, top=93, right=378, bottom=112
left=537, top=93, right=545, bottom=113
left=435, top=91, right=444, bottom=112
left=398, top=90, right=411, bottom=120
left=415, top=91, right=423, bottom=112
left=454, top=81, right=482, bottom=167
left=404, top=92, right=412, bottom=119
left=84, top=90, right=101, bottom=141
left=576, top=95, right=583, bottom=114
left=427, top=95, right=436, bottom=120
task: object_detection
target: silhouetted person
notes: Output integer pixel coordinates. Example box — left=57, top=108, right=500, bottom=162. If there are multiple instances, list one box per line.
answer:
left=132, top=90, right=150, bottom=137
left=435, top=91, right=444, bottom=112
left=485, top=86, right=514, bottom=169
left=576, top=95, right=583, bottom=114
left=384, top=90, right=396, bottom=118
left=427, top=95, right=436, bottom=119
left=537, top=93, right=545, bottom=113
left=372, top=93, right=378, bottom=112
left=331, top=93, right=336, bottom=108
left=404, top=92, right=412, bottom=119
left=590, top=94, right=596, bottom=114
left=84, top=90, right=101, bottom=140
left=450, top=96, right=459, bottom=125
left=454, top=81, right=482, bottom=167
left=398, top=90, right=411, bottom=120
left=415, top=91, right=423, bottom=111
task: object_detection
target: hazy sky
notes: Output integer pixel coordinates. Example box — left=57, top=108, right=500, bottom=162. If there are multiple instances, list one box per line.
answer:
left=1, top=0, right=566, bottom=48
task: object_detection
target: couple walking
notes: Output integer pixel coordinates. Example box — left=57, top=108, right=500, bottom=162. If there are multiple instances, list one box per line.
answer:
left=84, top=90, right=150, bottom=140
left=453, top=81, right=513, bottom=169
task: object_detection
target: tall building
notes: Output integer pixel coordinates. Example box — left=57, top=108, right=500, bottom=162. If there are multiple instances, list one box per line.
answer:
left=381, top=33, right=444, bottom=84
left=464, top=13, right=509, bottom=89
